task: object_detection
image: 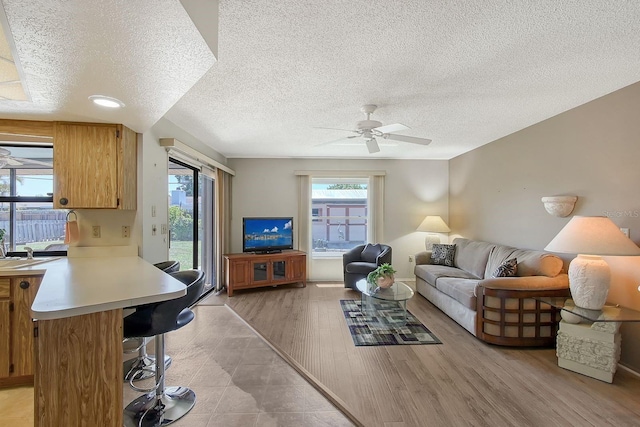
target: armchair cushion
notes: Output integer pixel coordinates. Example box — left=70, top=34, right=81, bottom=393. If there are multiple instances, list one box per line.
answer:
left=345, top=261, right=378, bottom=275
left=361, top=243, right=382, bottom=263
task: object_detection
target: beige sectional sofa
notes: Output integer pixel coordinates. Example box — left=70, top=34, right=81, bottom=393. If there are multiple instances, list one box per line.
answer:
left=415, top=238, right=570, bottom=346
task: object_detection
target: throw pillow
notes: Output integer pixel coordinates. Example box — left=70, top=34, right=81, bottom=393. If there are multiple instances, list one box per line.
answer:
left=431, top=244, right=456, bottom=266
left=492, top=257, right=518, bottom=278
left=361, top=243, right=382, bottom=263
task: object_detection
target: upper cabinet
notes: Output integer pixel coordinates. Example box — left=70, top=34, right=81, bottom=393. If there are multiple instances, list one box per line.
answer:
left=53, top=122, right=137, bottom=209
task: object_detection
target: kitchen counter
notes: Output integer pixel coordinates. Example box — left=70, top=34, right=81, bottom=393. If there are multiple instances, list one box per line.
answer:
left=30, top=256, right=186, bottom=319
left=14, top=253, right=188, bottom=427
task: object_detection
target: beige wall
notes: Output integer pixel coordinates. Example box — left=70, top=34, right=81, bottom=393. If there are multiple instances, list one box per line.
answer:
left=450, top=81, right=640, bottom=371
left=227, top=158, right=449, bottom=281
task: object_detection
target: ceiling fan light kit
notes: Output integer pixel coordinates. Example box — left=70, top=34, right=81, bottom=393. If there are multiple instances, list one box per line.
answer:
left=318, top=104, right=432, bottom=154
left=365, top=138, right=380, bottom=154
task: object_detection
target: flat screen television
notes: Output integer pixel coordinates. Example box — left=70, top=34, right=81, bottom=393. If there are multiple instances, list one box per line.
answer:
left=243, top=217, right=294, bottom=253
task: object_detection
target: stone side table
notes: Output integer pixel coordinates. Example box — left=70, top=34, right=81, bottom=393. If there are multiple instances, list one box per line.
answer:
left=556, top=319, right=621, bottom=383
left=537, top=297, right=640, bottom=383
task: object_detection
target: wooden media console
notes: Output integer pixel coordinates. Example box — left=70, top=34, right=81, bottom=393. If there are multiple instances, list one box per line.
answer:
left=224, top=250, right=307, bottom=296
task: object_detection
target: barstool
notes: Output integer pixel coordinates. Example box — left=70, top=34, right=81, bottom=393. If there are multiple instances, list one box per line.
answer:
left=123, top=261, right=181, bottom=381
left=123, top=269, right=205, bottom=427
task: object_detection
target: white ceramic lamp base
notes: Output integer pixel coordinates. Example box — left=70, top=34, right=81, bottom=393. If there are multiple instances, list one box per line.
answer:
left=424, top=234, right=441, bottom=251
left=568, top=254, right=610, bottom=310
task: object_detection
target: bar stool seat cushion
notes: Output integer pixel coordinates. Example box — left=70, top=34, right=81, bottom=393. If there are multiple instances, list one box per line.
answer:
left=123, top=270, right=205, bottom=338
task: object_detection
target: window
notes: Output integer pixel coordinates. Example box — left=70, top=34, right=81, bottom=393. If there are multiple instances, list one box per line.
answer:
left=311, top=177, right=368, bottom=256
left=0, top=145, right=66, bottom=254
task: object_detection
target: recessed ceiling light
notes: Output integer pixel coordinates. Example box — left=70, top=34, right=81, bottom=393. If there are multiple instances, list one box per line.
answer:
left=88, top=95, right=125, bottom=108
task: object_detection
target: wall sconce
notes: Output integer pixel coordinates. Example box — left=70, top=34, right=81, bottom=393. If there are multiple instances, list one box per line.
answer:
left=417, top=215, right=451, bottom=250
left=541, top=196, right=577, bottom=217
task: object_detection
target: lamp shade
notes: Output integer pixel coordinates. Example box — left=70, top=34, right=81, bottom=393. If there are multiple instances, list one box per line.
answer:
left=417, top=216, right=451, bottom=233
left=545, top=216, right=640, bottom=256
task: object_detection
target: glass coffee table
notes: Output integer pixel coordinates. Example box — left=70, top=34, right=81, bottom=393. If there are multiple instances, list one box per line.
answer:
left=355, top=279, right=414, bottom=326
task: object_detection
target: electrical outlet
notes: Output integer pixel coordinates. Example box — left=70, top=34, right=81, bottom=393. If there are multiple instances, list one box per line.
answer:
left=152, top=224, right=157, bottom=236
left=408, top=255, right=414, bottom=263
left=122, top=226, right=130, bottom=238
left=161, top=224, right=167, bottom=234
left=92, top=226, right=101, bottom=238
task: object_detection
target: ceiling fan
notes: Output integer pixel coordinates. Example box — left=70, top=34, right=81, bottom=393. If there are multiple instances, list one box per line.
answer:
left=316, top=104, right=432, bottom=154
left=0, top=148, right=53, bottom=168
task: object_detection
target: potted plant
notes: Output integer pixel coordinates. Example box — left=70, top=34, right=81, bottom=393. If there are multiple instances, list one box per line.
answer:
left=367, top=263, right=397, bottom=289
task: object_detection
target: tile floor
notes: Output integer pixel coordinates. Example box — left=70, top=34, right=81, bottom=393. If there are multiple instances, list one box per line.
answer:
left=0, top=304, right=354, bottom=427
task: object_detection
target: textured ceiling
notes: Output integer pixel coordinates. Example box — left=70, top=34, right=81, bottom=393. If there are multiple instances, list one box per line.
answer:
left=0, top=0, right=214, bottom=131
left=0, top=1, right=640, bottom=160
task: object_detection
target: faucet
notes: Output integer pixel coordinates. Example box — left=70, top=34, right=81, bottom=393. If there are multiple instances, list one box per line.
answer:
left=24, top=247, right=33, bottom=259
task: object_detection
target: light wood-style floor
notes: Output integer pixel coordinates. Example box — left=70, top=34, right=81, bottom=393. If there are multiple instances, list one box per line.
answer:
left=223, top=282, right=640, bottom=427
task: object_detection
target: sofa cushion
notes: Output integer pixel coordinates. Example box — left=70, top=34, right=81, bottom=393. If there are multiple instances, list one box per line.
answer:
left=431, top=244, right=456, bottom=266
left=345, top=261, right=377, bottom=274
left=510, top=249, right=563, bottom=277
left=492, top=257, right=518, bottom=278
left=435, top=277, right=479, bottom=309
left=361, top=243, right=381, bottom=263
left=414, top=264, right=478, bottom=287
left=452, top=238, right=496, bottom=279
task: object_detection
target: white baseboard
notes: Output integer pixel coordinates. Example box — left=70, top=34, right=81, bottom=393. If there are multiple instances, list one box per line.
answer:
left=618, top=363, right=640, bottom=378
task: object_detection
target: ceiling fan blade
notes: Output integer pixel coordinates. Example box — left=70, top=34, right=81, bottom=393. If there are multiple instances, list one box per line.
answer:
left=316, top=136, right=356, bottom=147
left=5, top=158, right=21, bottom=165
left=12, top=157, right=53, bottom=167
left=365, top=138, right=380, bottom=154
left=313, top=126, right=359, bottom=133
left=374, top=123, right=409, bottom=134
left=382, top=133, right=432, bottom=145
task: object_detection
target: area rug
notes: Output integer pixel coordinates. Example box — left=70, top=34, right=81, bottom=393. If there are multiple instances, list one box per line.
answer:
left=340, top=299, right=442, bottom=346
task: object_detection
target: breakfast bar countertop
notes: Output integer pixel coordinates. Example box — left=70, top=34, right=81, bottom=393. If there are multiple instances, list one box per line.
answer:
left=29, top=255, right=186, bottom=320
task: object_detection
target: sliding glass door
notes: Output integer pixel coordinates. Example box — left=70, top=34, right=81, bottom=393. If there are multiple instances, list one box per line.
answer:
left=168, top=158, right=216, bottom=292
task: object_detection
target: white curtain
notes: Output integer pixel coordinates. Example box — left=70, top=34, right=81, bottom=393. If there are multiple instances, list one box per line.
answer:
left=216, top=168, right=232, bottom=291
left=369, top=174, right=385, bottom=243
left=297, top=175, right=311, bottom=272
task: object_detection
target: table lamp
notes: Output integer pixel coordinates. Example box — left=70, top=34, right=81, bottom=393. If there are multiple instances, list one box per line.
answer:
left=545, top=216, right=640, bottom=310
left=417, top=215, right=451, bottom=250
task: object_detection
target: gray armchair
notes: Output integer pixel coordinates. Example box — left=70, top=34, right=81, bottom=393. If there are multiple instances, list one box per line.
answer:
left=343, top=243, right=392, bottom=290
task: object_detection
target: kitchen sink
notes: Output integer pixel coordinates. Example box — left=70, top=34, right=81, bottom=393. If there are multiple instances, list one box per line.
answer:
left=0, top=257, right=60, bottom=269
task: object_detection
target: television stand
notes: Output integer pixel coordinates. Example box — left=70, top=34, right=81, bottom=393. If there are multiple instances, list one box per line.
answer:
left=255, top=249, right=282, bottom=254
left=224, top=250, right=306, bottom=297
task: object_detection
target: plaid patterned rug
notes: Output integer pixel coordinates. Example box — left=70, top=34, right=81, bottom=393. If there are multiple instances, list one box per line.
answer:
left=340, top=299, right=442, bottom=346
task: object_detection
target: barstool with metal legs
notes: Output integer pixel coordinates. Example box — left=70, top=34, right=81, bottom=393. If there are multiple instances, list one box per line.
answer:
left=123, top=269, right=205, bottom=427
left=123, top=261, right=181, bottom=381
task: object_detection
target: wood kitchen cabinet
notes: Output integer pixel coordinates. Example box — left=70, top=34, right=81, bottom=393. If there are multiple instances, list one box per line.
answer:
left=224, top=251, right=307, bottom=296
left=0, top=275, right=42, bottom=387
left=53, top=122, right=137, bottom=209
